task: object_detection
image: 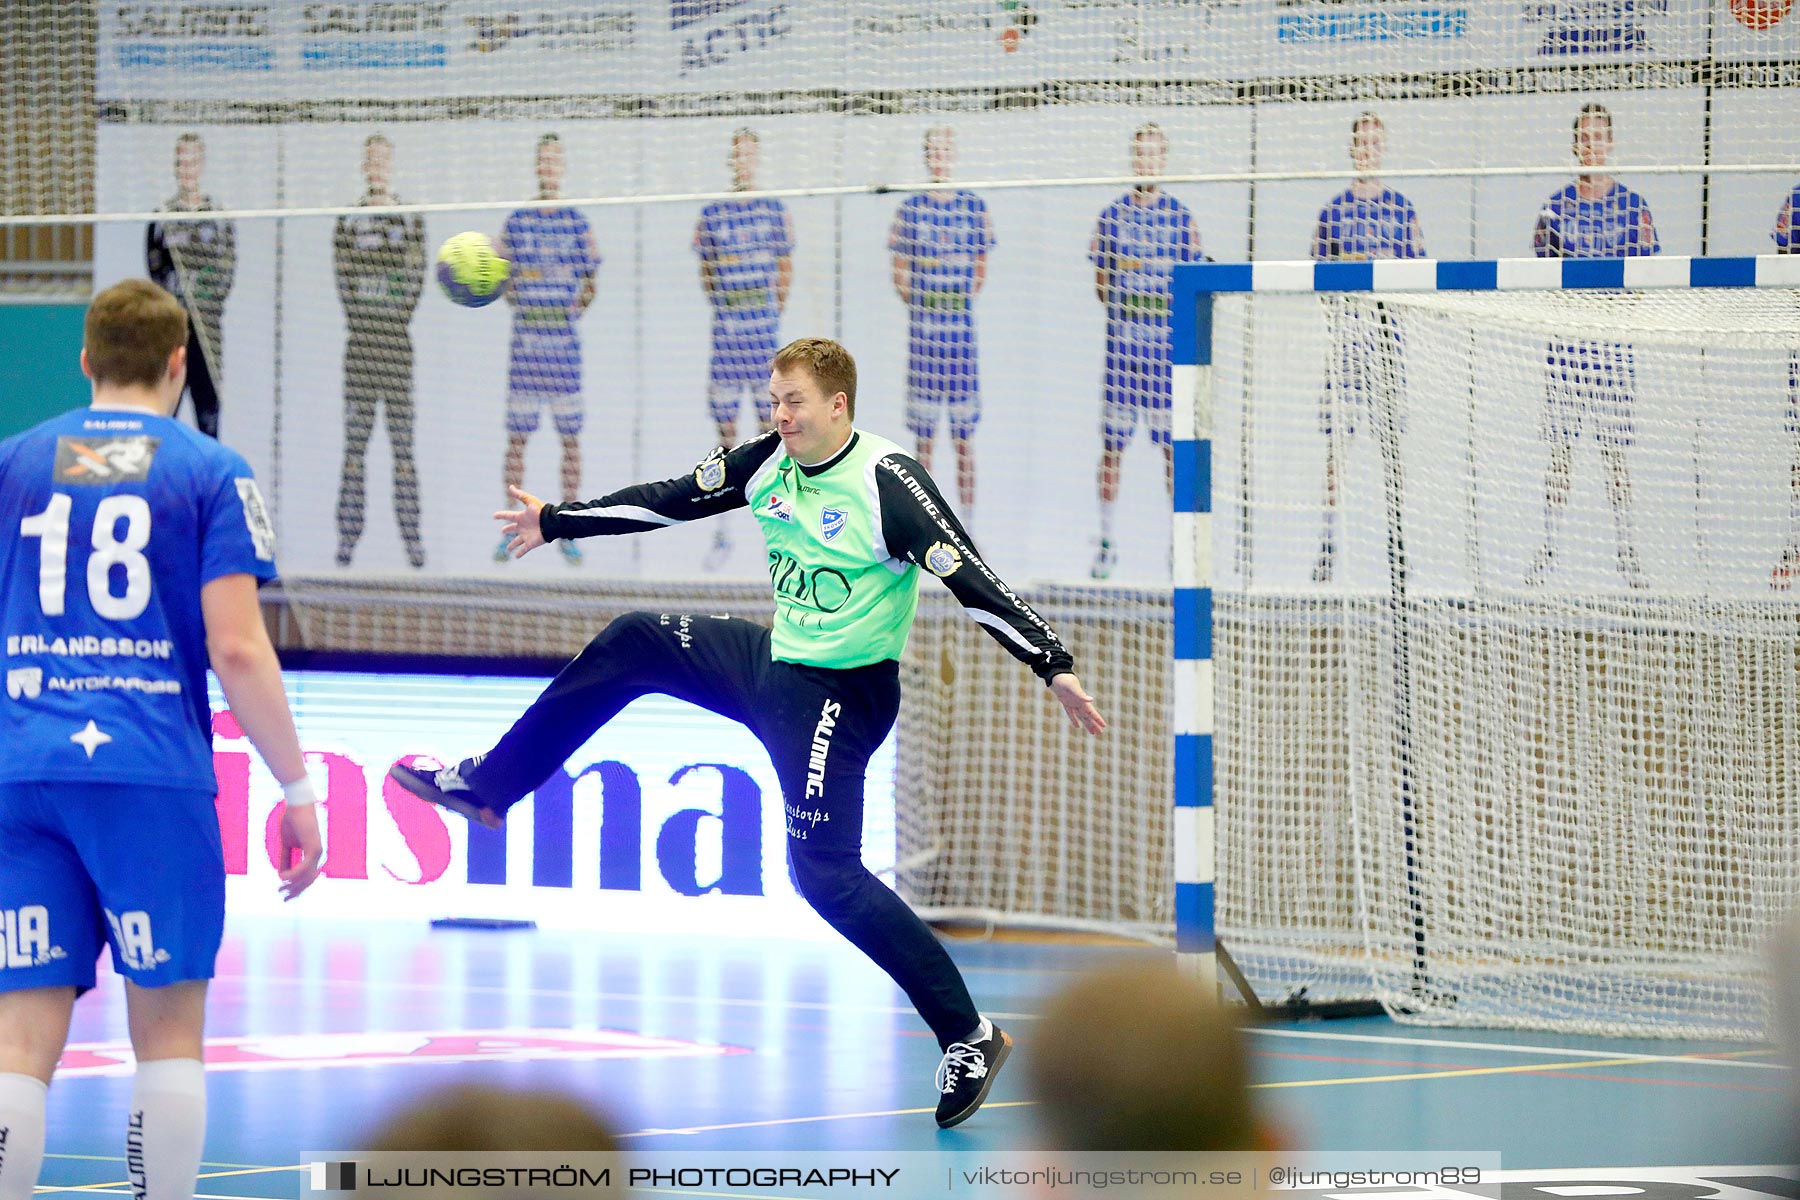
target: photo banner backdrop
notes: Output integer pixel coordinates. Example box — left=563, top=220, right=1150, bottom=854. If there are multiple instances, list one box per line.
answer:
left=93, top=0, right=1796, bottom=581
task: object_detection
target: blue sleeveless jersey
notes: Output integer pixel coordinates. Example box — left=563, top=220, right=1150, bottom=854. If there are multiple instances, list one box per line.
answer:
left=1532, top=180, right=1657, bottom=430
left=0, top=408, right=276, bottom=788
left=500, top=206, right=600, bottom=319
left=1533, top=181, right=1658, bottom=258
left=1776, top=185, right=1798, bottom=252
left=888, top=190, right=993, bottom=349
left=1090, top=189, right=1202, bottom=357
left=695, top=197, right=793, bottom=384
left=695, top=198, right=791, bottom=322
left=1312, top=187, right=1425, bottom=261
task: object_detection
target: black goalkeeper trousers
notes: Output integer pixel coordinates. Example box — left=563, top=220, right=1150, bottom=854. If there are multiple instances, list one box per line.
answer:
left=468, top=611, right=982, bottom=1049
left=336, top=325, right=422, bottom=558
left=182, top=319, right=220, bottom=438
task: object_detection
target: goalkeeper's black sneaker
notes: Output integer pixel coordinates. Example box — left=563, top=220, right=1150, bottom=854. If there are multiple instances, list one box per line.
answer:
left=388, top=757, right=505, bottom=829
left=933, top=1025, right=1013, bottom=1129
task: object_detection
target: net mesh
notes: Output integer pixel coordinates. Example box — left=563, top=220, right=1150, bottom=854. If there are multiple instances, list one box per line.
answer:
left=4, top=0, right=1796, bottom=955
left=1212, top=287, right=1800, bottom=1037
left=273, top=576, right=1174, bottom=939
left=0, top=3, right=93, bottom=294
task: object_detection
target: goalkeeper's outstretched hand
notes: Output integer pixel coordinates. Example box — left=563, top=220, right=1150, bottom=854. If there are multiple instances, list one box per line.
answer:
left=1049, top=672, right=1107, bottom=736
left=495, top=484, right=549, bottom=559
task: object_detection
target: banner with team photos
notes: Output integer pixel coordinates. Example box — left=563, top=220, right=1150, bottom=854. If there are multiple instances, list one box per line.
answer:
left=92, top=0, right=1793, bottom=582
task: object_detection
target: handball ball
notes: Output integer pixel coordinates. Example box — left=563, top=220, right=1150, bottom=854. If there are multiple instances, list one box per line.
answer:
left=436, top=231, right=509, bottom=307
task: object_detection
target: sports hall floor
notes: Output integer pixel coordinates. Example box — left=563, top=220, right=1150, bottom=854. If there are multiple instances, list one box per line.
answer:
left=34, top=919, right=1796, bottom=1194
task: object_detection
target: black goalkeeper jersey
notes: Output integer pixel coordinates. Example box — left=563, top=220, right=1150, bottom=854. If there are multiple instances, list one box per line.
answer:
left=146, top=195, right=235, bottom=312
left=333, top=194, right=425, bottom=327
left=539, top=430, right=1075, bottom=681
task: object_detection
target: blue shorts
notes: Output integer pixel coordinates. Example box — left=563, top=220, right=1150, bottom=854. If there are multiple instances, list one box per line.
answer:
left=1543, top=339, right=1635, bottom=447
left=708, top=315, right=780, bottom=388
left=709, top=379, right=773, bottom=429
left=0, top=781, right=224, bottom=993
left=708, top=318, right=779, bottom=426
left=507, top=322, right=584, bottom=435
left=904, top=318, right=980, bottom=440
left=1102, top=328, right=1173, bottom=450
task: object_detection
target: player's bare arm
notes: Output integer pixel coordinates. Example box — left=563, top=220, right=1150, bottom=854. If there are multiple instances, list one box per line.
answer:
left=496, top=229, right=519, bottom=306
left=574, top=231, right=600, bottom=315
left=201, top=573, right=323, bottom=900
left=697, top=226, right=719, bottom=296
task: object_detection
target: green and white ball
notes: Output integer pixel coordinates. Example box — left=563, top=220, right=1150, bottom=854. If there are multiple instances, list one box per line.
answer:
left=436, top=231, right=509, bottom=307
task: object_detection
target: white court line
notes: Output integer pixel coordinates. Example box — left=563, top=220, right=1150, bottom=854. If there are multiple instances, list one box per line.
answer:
left=36, top=1192, right=260, bottom=1198
left=619, top=1100, right=1034, bottom=1139
left=211, top=977, right=1782, bottom=1071
left=208, top=973, right=1039, bottom=1022
left=43, top=1156, right=290, bottom=1169
left=1247, top=1026, right=1786, bottom=1070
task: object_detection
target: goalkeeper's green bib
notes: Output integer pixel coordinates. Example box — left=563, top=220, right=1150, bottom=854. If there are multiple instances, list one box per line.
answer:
left=748, top=431, right=920, bottom=670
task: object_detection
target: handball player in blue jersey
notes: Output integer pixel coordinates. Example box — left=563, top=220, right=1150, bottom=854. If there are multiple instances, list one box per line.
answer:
left=0, top=281, right=321, bottom=1200
left=1087, top=123, right=1204, bottom=580
left=889, top=126, right=993, bottom=524
left=694, top=128, right=794, bottom=570
left=497, top=133, right=601, bottom=566
left=1772, top=184, right=1800, bottom=590
left=1308, top=112, right=1425, bottom=584
left=1528, top=103, right=1657, bottom=588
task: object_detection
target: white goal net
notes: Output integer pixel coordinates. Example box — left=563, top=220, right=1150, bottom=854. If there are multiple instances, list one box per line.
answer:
left=1211, top=283, right=1800, bottom=1038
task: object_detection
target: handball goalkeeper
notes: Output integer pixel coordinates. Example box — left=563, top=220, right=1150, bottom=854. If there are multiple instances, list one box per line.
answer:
left=391, top=336, right=1105, bottom=1129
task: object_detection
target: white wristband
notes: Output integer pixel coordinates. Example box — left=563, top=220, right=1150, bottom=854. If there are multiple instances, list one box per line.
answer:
left=280, top=777, right=319, bottom=808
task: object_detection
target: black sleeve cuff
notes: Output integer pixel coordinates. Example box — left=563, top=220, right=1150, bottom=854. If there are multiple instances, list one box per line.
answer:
left=538, top=502, right=567, bottom=542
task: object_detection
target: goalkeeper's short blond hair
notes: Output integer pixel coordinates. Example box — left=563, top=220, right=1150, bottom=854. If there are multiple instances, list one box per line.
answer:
left=773, top=337, right=858, bottom=419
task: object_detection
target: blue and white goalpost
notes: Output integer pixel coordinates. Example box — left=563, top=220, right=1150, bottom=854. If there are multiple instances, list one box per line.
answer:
left=1169, top=256, right=1800, bottom=1038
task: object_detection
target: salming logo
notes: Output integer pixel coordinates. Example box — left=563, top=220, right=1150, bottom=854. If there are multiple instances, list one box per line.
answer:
left=878, top=459, right=1065, bottom=647
left=804, top=699, right=842, bottom=800
left=105, top=909, right=169, bottom=972
left=127, top=1112, right=147, bottom=1200
left=0, top=906, right=62, bottom=969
